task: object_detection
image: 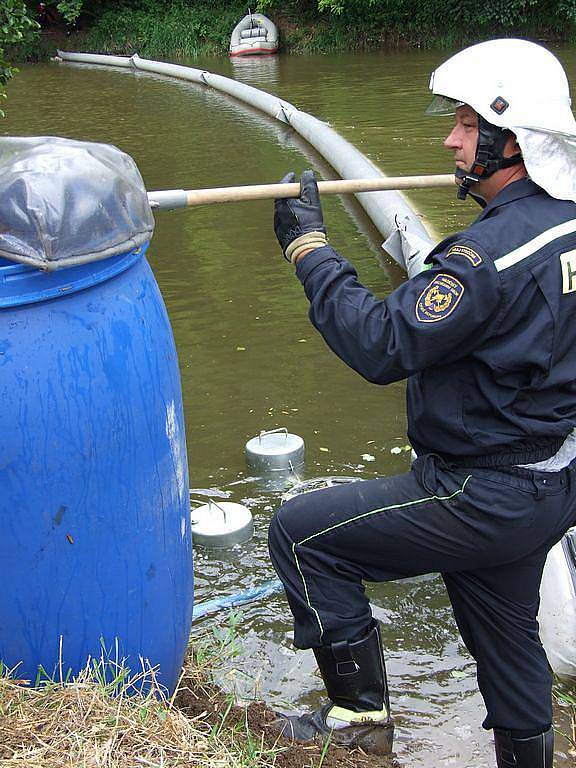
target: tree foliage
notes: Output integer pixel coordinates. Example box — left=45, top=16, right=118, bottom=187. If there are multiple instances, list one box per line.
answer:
left=55, top=0, right=84, bottom=24
left=28, top=0, right=576, bottom=31
left=0, top=1, right=39, bottom=115
left=257, top=0, right=576, bottom=33
left=0, top=0, right=100, bottom=115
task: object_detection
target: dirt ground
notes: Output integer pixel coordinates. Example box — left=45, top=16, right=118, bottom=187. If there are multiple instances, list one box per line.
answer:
left=175, top=670, right=397, bottom=768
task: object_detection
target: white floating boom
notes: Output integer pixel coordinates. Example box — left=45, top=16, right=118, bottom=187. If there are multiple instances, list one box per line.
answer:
left=56, top=49, right=439, bottom=266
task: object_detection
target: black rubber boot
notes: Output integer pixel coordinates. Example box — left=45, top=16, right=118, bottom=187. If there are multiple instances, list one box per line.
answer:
left=273, top=620, right=394, bottom=755
left=494, top=728, right=554, bottom=767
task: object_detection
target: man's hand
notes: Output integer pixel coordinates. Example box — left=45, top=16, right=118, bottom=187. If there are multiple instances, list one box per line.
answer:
left=274, top=170, right=328, bottom=263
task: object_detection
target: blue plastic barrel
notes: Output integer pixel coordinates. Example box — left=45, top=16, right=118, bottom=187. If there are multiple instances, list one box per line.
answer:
left=0, top=243, right=193, bottom=694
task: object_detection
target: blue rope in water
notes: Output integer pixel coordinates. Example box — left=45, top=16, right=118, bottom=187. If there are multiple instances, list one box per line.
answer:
left=193, top=579, right=283, bottom=620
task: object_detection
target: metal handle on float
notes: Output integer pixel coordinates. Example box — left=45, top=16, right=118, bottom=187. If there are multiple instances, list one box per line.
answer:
left=190, top=497, right=228, bottom=524
left=147, top=174, right=456, bottom=210
left=258, top=427, right=289, bottom=443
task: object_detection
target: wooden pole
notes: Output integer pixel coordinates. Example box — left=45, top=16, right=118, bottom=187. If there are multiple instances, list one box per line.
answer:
left=147, top=174, right=456, bottom=210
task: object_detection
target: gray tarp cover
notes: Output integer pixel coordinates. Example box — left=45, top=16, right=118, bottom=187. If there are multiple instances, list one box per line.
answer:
left=0, top=137, right=154, bottom=270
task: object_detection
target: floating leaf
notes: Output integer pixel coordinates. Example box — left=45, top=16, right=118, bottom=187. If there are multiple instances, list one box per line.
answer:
left=319, top=447, right=330, bottom=453
left=236, top=346, right=246, bottom=351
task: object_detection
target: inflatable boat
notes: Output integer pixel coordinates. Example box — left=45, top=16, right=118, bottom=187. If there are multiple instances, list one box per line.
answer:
left=229, top=12, right=279, bottom=57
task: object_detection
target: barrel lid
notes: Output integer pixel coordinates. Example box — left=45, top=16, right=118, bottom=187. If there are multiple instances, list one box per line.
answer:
left=0, top=136, right=154, bottom=271
left=190, top=499, right=253, bottom=549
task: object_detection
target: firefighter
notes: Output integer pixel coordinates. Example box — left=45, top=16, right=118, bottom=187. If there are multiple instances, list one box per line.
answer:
left=269, top=39, right=576, bottom=767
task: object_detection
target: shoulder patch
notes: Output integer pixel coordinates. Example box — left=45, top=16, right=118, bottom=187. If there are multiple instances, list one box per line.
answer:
left=416, top=274, right=465, bottom=323
left=446, top=244, right=482, bottom=267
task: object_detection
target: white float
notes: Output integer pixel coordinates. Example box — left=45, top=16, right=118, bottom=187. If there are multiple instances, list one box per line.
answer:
left=190, top=499, right=253, bottom=548
left=245, top=428, right=305, bottom=474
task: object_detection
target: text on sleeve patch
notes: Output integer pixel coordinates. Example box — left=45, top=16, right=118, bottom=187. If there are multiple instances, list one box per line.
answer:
left=416, top=274, right=465, bottom=323
left=446, top=244, right=483, bottom=267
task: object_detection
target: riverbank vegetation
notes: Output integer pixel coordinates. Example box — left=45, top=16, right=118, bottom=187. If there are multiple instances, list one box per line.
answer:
left=6, top=0, right=576, bottom=68
left=555, top=682, right=576, bottom=753
left=0, top=615, right=573, bottom=766
left=0, top=618, right=395, bottom=768
left=0, top=610, right=573, bottom=766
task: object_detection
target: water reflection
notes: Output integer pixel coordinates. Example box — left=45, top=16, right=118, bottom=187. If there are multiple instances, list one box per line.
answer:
left=230, top=54, right=280, bottom=87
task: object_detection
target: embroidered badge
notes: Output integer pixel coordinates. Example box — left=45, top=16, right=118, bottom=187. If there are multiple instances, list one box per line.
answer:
left=446, top=244, right=482, bottom=267
left=416, top=274, right=465, bottom=323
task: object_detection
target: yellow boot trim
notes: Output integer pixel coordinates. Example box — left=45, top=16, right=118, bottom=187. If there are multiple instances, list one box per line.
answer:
left=328, top=704, right=389, bottom=724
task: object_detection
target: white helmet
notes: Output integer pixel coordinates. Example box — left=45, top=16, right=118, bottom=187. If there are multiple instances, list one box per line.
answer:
left=428, top=39, right=576, bottom=203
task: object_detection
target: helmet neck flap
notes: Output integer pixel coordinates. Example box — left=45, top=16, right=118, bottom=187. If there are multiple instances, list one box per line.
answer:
left=455, top=114, right=523, bottom=200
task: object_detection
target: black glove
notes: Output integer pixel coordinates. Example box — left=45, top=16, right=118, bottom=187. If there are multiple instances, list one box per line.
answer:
left=274, top=170, right=327, bottom=262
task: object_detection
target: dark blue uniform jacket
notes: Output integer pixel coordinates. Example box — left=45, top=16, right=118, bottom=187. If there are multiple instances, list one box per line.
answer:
left=295, top=179, right=576, bottom=465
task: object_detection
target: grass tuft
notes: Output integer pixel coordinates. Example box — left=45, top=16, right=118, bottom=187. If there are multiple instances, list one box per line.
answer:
left=554, top=680, right=576, bottom=753
left=0, top=612, right=396, bottom=767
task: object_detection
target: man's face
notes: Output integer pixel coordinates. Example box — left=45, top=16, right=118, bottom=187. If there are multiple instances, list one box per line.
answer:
left=443, top=105, right=478, bottom=173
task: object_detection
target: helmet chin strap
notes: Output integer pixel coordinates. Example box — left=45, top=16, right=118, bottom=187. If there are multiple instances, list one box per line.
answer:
left=456, top=115, right=523, bottom=200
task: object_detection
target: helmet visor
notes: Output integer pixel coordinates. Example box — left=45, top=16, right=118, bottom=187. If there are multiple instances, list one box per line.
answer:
left=425, top=95, right=465, bottom=116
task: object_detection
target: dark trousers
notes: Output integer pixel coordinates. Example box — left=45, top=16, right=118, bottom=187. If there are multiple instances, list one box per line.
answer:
left=268, top=454, right=576, bottom=733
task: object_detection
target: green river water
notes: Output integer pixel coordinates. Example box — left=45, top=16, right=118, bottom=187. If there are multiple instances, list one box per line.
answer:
left=3, top=48, right=576, bottom=766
